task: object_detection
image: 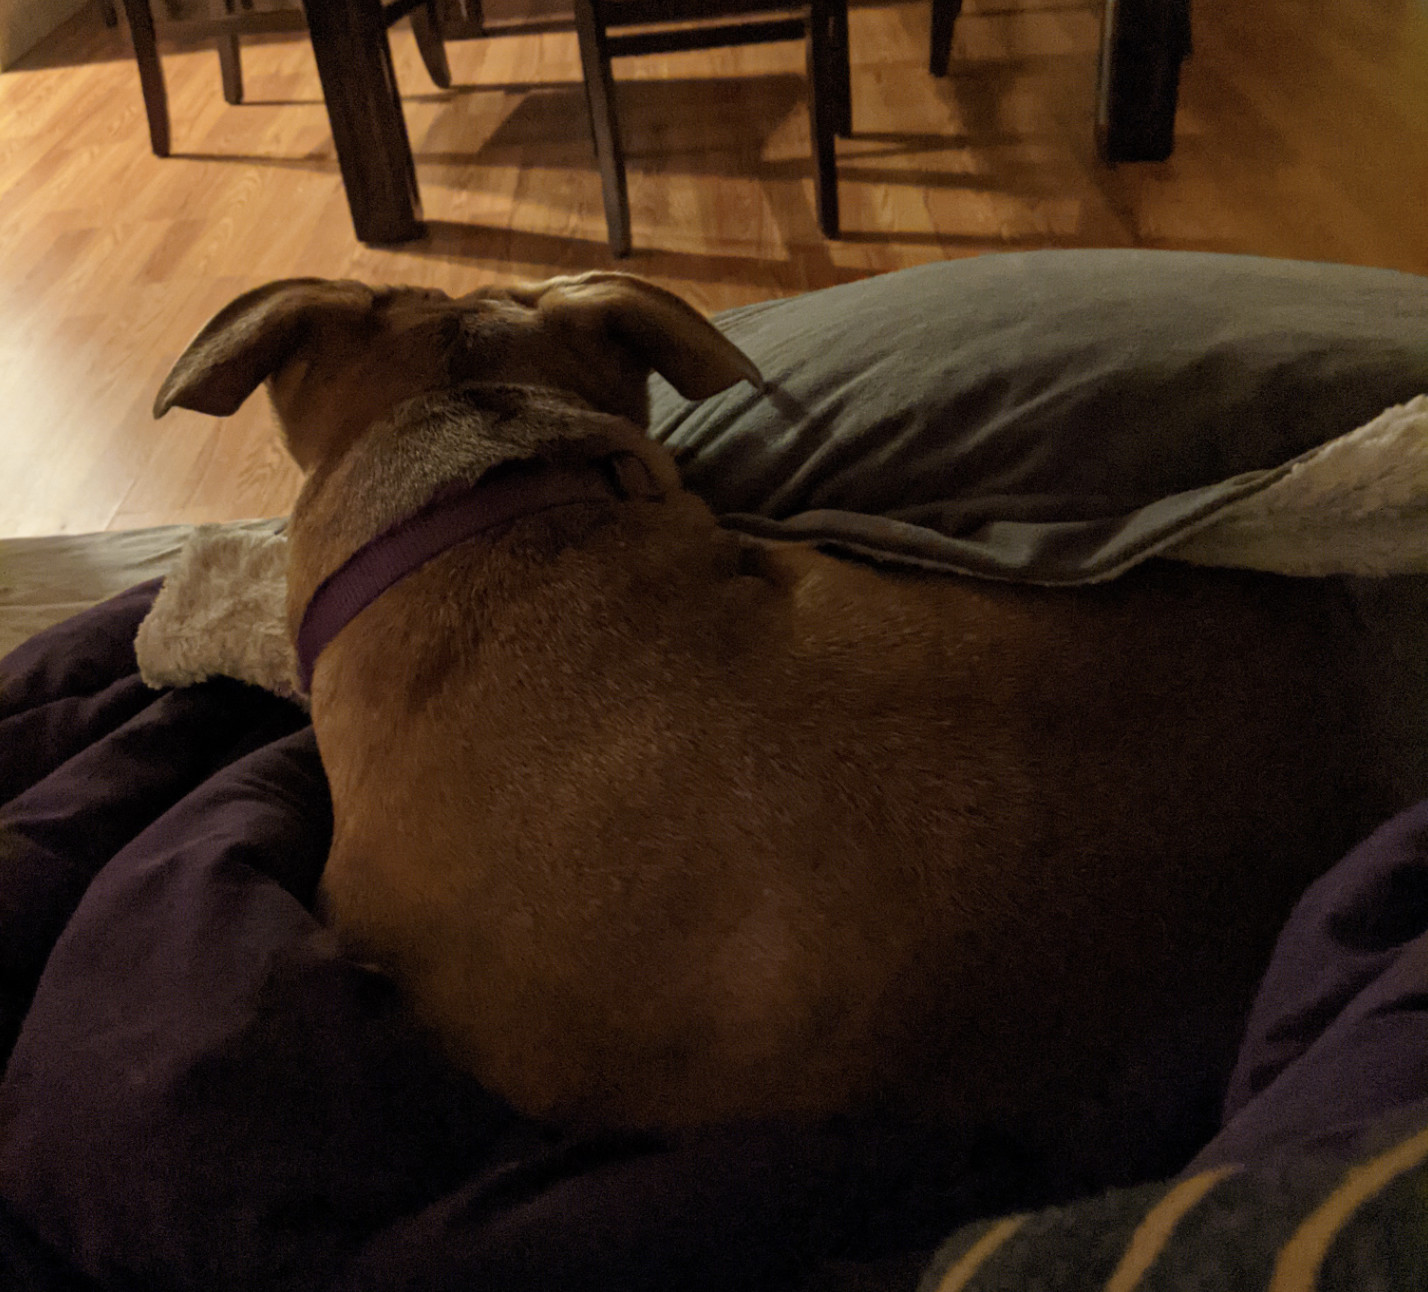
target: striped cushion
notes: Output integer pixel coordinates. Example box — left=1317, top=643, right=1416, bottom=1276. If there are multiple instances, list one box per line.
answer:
left=922, top=1111, right=1428, bottom=1291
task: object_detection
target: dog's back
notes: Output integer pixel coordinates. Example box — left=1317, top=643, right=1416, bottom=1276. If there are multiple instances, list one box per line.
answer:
left=314, top=488, right=1392, bottom=1156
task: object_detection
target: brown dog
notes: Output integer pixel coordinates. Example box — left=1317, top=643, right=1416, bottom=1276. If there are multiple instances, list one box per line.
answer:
left=154, top=273, right=1405, bottom=1163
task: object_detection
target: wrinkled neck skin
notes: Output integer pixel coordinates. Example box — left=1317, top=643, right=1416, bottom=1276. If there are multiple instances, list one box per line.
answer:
left=282, top=382, right=686, bottom=641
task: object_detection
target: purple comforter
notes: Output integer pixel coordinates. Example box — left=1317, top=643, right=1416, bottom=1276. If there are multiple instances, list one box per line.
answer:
left=2, top=585, right=1426, bottom=1290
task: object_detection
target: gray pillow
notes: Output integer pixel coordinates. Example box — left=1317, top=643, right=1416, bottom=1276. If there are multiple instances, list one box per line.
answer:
left=648, top=251, right=1428, bottom=583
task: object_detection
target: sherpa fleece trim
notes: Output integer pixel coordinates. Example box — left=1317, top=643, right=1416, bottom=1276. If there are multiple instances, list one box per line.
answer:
left=1167, top=396, right=1428, bottom=575
left=135, top=522, right=300, bottom=703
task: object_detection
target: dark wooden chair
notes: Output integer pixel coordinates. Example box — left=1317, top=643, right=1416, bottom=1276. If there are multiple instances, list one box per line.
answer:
left=571, top=0, right=852, bottom=256
left=117, top=0, right=452, bottom=157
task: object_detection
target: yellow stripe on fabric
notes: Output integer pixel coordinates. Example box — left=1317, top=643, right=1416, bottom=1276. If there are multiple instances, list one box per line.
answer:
left=929, top=1215, right=1028, bottom=1292
left=1101, top=1167, right=1240, bottom=1292
left=1269, top=1122, right=1428, bottom=1292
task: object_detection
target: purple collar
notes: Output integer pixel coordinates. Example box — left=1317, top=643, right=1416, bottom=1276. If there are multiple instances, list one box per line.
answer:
left=295, top=455, right=659, bottom=693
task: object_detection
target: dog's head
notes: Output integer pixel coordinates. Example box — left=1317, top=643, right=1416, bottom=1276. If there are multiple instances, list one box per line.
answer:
left=153, top=273, right=760, bottom=472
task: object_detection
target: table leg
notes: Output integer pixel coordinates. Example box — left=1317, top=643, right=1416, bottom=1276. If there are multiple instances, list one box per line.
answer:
left=301, top=0, right=425, bottom=244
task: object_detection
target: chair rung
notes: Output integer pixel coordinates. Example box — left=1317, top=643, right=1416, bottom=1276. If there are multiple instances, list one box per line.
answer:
left=153, top=9, right=305, bottom=38
left=607, top=16, right=806, bottom=57
left=600, top=0, right=806, bottom=30
left=437, top=15, right=574, bottom=38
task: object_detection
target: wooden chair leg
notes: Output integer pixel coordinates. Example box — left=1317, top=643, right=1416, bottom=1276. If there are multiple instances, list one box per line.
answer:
left=929, top=0, right=962, bottom=77
left=119, top=0, right=170, bottom=156
left=411, top=0, right=452, bottom=90
left=807, top=0, right=840, bottom=237
left=217, top=34, right=243, bottom=103
left=829, top=0, right=851, bottom=137
left=572, top=0, right=632, bottom=257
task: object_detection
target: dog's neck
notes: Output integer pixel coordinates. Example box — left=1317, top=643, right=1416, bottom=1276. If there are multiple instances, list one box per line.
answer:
left=295, top=453, right=662, bottom=693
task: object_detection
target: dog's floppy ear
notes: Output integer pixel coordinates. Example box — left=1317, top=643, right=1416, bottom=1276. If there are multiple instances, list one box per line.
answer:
left=154, top=279, right=374, bottom=418
left=524, top=273, right=762, bottom=399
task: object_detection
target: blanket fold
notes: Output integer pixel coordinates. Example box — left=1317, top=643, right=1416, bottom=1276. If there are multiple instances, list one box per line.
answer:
left=133, top=398, right=1428, bottom=698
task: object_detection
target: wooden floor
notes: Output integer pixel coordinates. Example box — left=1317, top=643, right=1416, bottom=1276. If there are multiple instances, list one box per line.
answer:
left=0, top=0, right=1424, bottom=536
